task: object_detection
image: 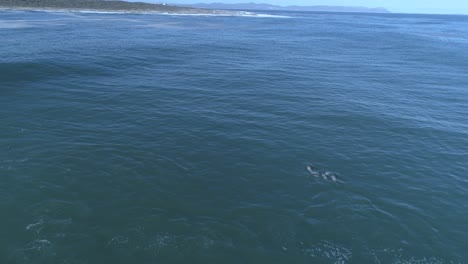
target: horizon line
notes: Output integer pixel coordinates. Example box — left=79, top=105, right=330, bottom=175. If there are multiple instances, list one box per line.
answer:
left=170, top=1, right=468, bottom=15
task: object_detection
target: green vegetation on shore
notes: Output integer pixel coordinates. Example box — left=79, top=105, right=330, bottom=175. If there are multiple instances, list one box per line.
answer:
left=0, top=0, right=229, bottom=14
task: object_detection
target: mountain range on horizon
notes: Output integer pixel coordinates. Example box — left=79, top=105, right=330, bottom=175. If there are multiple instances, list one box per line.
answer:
left=181, top=2, right=390, bottom=13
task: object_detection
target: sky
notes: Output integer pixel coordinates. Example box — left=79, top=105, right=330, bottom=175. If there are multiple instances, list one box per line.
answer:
left=152, top=0, right=468, bottom=14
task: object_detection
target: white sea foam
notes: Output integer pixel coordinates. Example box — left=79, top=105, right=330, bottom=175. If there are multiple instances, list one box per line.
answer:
left=303, top=240, right=352, bottom=264
left=1, top=7, right=291, bottom=18
left=24, top=239, right=52, bottom=251
left=145, top=233, right=177, bottom=256
left=26, top=220, right=44, bottom=232
left=247, top=13, right=292, bottom=18
left=158, top=12, right=290, bottom=18
left=303, top=244, right=457, bottom=264
left=73, top=10, right=127, bottom=14
left=369, top=248, right=458, bottom=264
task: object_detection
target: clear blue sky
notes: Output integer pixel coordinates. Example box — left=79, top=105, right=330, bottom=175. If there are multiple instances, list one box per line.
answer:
left=151, top=0, right=468, bottom=14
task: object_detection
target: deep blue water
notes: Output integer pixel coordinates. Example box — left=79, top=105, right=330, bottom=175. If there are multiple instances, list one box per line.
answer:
left=1, top=9, right=468, bottom=264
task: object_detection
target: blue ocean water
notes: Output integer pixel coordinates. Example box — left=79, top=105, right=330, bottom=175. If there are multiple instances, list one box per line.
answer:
left=1, top=9, right=468, bottom=263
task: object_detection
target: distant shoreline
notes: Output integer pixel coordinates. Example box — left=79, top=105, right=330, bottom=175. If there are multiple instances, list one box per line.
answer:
left=182, top=3, right=391, bottom=14
left=0, top=6, right=246, bottom=16
left=0, top=0, right=238, bottom=15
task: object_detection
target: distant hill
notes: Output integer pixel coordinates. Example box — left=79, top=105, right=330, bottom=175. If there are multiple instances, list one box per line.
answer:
left=185, top=3, right=390, bottom=13
left=0, top=0, right=231, bottom=14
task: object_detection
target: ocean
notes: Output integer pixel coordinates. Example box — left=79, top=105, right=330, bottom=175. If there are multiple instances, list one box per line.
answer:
left=1, top=9, right=468, bottom=264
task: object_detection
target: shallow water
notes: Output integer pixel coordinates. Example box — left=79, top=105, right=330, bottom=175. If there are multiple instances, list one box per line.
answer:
left=1, top=10, right=468, bottom=263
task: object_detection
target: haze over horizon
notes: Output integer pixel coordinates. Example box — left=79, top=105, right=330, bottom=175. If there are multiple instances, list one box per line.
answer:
left=140, top=0, right=468, bottom=14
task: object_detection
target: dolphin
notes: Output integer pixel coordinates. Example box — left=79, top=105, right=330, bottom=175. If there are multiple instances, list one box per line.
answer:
left=320, top=172, right=327, bottom=180
left=306, top=165, right=319, bottom=177
left=329, top=173, right=344, bottom=183
left=306, top=165, right=344, bottom=183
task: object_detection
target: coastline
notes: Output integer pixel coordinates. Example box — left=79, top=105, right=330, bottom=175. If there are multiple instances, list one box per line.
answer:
left=0, top=6, right=250, bottom=16
left=0, top=0, right=243, bottom=16
left=0, top=6, right=274, bottom=18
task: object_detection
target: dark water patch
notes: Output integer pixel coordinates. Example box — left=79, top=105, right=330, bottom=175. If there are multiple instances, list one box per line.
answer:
left=0, top=60, right=111, bottom=83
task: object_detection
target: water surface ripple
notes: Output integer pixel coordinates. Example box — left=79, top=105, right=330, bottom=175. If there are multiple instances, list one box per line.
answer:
left=1, top=10, right=468, bottom=264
